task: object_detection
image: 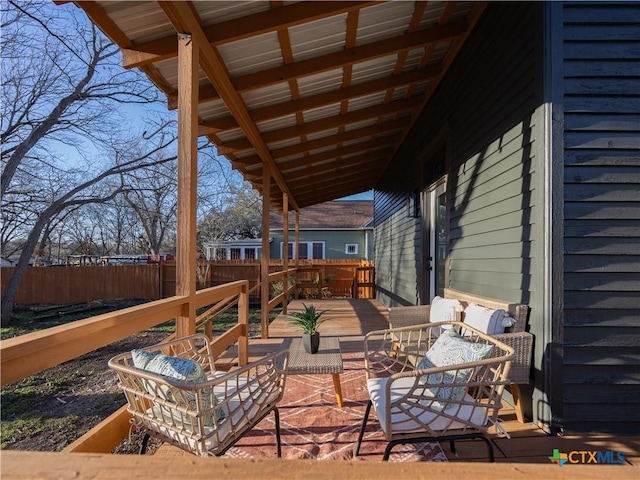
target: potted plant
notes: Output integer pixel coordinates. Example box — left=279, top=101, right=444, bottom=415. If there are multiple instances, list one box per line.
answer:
left=288, top=303, right=328, bottom=354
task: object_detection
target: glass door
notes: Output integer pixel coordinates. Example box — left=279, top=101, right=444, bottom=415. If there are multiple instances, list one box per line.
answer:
left=427, top=181, right=447, bottom=299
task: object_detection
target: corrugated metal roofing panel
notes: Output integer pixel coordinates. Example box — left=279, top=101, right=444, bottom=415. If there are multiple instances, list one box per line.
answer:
left=420, top=1, right=446, bottom=29
left=267, top=137, right=301, bottom=151
left=347, top=91, right=387, bottom=111
left=217, top=32, right=283, bottom=77
left=193, top=1, right=272, bottom=25
left=356, top=2, right=416, bottom=46
left=343, top=118, right=377, bottom=132
left=289, top=13, right=347, bottom=62
left=428, top=41, right=453, bottom=65
left=308, top=145, right=339, bottom=157
left=242, top=83, right=292, bottom=109
left=256, top=115, right=298, bottom=134
left=216, top=128, right=245, bottom=142
left=302, top=104, right=341, bottom=123
left=404, top=48, right=428, bottom=70
left=154, top=58, right=207, bottom=89
left=351, top=56, right=399, bottom=85
left=199, top=99, right=232, bottom=120
left=389, top=87, right=410, bottom=102
left=101, top=1, right=171, bottom=43
left=297, top=69, right=344, bottom=98
left=305, top=128, right=340, bottom=142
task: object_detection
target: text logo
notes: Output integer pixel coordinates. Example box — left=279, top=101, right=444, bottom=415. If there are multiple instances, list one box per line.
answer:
left=549, top=449, right=626, bottom=467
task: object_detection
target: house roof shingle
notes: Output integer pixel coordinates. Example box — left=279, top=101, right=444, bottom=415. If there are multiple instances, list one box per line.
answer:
left=269, top=200, right=372, bottom=230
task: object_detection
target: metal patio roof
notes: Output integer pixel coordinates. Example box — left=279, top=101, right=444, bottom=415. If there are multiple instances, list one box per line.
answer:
left=73, top=1, right=487, bottom=211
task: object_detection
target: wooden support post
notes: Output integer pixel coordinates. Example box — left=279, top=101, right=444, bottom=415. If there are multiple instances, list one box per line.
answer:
left=261, top=168, right=271, bottom=339
left=175, top=33, right=199, bottom=339
left=294, top=210, right=300, bottom=299
left=238, top=281, right=249, bottom=366
left=282, top=193, right=289, bottom=315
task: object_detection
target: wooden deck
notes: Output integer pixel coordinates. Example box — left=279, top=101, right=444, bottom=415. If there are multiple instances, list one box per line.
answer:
left=186, top=299, right=639, bottom=466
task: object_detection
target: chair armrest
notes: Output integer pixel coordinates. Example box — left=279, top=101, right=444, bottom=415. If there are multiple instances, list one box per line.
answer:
left=363, top=323, right=441, bottom=378
left=491, top=331, right=533, bottom=384
left=388, top=305, right=431, bottom=329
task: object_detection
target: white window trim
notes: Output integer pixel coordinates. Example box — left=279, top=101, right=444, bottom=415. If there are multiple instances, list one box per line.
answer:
left=345, top=243, right=358, bottom=255
left=281, top=241, right=325, bottom=259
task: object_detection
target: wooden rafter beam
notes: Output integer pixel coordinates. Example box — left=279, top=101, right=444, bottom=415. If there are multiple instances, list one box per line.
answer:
left=233, top=21, right=466, bottom=92
left=158, top=1, right=299, bottom=211
left=260, top=97, right=418, bottom=145
left=215, top=97, right=415, bottom=152
left=123, top=2, right=376, bottom=69
left=288, top=168, right=379, bottom=190
left=192, top=64, right=440, bottom=125
left=270, top=117, right=411, bottom=160
left=237, top=136, right=396, bottom=174
left=250, top=145, right=396, bottom=182
left=282, top=154, right=388, bottom=182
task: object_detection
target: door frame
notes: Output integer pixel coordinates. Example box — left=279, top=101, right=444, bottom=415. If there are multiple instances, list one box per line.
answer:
left=421, top=176, right=448, bottom=302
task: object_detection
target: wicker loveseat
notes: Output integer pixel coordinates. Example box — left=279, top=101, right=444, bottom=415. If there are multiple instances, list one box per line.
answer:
left=388, top=288, right=533, bottom=422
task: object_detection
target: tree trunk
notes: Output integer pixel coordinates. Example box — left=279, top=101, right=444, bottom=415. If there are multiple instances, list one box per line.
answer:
left=0, top=212, right=50, bottom=326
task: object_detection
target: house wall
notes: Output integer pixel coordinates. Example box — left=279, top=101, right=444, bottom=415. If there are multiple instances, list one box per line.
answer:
left=559, top=1, right=640, bottom=434
left=374, top=2, right=546, bottom=421
left=269, top=230, right=372, bottom=260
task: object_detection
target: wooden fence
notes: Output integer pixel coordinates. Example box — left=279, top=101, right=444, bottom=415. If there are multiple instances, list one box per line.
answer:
left=1, top=265, right=160, bottom=305
left=2, top=260, right=374, bottom=305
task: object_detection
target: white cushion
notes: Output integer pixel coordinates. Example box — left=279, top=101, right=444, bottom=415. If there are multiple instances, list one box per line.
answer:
left=367, top=376, right=490, bottom=436
left=462, top=303, right=510, bottom=335
left=429, top=296, right=463, bottom=323
left=143, top=374, right=281, bottom=455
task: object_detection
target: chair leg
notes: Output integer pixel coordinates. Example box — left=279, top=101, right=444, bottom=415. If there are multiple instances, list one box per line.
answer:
left=382, top=433, right=494, bottom=462
left=449, top=439, right=457, bottom=457
left=354, top=400, right=372, bottom=457
left=273, top=407, right=282, bottom=458
left=139, top=433, right=150, bottom=455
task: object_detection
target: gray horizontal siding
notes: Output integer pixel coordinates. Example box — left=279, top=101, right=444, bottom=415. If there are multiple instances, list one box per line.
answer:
left=561, top=1, right=640, bottom=434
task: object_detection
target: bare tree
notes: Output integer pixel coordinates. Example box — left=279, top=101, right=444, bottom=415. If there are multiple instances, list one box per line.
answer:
left=120, top=154, right=178, bottom=255
left=0, top=2, right=180, bottom=325
left=198, top=182, right=262, bottom=245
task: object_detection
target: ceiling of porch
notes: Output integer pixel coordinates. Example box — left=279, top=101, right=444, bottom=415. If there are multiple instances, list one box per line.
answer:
left=75, top=1, right=487, bottom=211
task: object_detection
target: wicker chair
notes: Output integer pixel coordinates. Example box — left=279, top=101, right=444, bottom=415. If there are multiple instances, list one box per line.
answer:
left=109, top=334, right=288, bottom=457
left=388, top=288, right=533, bottom=422
left=354, top=322, right=514, bottom=461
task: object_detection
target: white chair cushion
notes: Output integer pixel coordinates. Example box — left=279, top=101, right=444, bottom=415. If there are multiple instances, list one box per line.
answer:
left=143, top=374, right=281, bottom=455
left=367, top=376, right=490, bottom=436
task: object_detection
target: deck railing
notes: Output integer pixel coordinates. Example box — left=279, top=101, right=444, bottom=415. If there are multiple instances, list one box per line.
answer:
left=0, top=279, right=253, bottom=453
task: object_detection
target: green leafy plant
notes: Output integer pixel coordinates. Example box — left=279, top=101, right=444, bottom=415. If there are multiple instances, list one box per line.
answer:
left=287, top=303, right=328, bottom=335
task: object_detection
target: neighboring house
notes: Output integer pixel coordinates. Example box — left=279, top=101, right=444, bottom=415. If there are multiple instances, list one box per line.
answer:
left=269, top=200, right=373, bottom=260
left=202, top=238, right=264, bottom=261
left=202, top=200, right=373, bottom=261
left=373, top=2, right=639, bottom=434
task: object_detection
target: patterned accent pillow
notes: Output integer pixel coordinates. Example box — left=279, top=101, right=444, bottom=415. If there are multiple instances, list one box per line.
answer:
left=417, top=329, right=493, bottom=409
left=132, top=349, right=225, bottom=424
left=429, top=296, right=463, bottom=324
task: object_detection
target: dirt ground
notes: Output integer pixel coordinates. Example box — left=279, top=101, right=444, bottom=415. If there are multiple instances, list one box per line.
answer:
left=1, top=300, right=267, bottom=454
left=1, top=328, right=168, bottom=453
